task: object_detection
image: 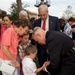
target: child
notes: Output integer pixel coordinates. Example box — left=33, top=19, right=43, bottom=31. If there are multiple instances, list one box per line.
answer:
left=22, top=45, right=47, bottom=75
left=18, top=32, right=31, bottom=75
left=18, top=32, right=31, bottom=60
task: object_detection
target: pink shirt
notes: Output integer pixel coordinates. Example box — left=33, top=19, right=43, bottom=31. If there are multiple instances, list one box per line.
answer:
left=1, top=25, right=7, bottom=35
left=1, top=28, right=18, bottom=60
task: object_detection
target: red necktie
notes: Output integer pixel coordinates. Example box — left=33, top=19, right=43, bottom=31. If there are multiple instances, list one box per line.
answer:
left=42, top=21, right=46, bottom=30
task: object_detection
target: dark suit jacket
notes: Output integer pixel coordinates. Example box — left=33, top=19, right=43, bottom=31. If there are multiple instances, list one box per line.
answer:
left=46, top=31, right=74, bottom=75
left=34, top=15, right=60, bottom=31
left=33, top=15, right=60, bottom=66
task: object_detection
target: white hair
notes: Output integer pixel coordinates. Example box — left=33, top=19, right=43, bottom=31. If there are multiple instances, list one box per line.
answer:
left=38, top=4, right=48, bottom=12
left=19, top=10, right=27, bottom=16
left=32, top=27, right=44, bottom=37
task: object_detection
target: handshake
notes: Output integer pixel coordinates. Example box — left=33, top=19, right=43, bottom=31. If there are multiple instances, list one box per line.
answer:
left=41, top=61, right=50, bottom=72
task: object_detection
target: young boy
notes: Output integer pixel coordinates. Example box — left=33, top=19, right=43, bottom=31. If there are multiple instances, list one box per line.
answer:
left=18, top=32, right=31, bottom=60
left=18, top=32, right=31, bottom=75
left=22, top=45, right=48, bottom=75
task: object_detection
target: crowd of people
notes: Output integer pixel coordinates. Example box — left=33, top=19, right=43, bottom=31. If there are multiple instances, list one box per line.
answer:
left=0, top=4, right=75, bottom=75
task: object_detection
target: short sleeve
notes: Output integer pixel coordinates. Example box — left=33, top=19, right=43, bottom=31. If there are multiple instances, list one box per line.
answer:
left=2, top=28, right=12, bottom=46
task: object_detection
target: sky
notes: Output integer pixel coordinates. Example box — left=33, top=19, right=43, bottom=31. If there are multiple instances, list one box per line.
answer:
left=0, top=0, right=75, bottom=18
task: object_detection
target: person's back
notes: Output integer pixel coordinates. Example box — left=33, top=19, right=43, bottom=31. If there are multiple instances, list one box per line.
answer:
left=32, top=27, right=75, bottom=75
left=22, top=57, right=37, bottom=75
left=46, top=31, right=75, bottom=75
left=46, top=31, right=74, bottom=54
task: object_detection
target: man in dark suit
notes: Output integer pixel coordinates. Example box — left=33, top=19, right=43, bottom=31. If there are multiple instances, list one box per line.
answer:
left=34, top=5, right=60, bottom=31
left=32, top=27, right=75, bottom=75
left=33, top=4, right=60, bottom=75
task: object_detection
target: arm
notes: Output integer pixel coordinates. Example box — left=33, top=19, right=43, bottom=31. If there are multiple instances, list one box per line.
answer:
left=18, top=44, right=24, bottom=60
left=19, top=56, right=24, bottom=60
left=35, top=62, right=46, bottom=73
left=2, top=28, right=20, bottom=68
left=2, top=45, right=20, bottom=68
left=35, top=66, right=44, bottom=73
left=46, top=41, right=62, bottom=73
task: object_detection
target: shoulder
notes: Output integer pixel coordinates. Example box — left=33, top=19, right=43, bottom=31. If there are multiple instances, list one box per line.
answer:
left=7, top=28, right=14, bottom=31
left=3, top=28, right=15, bottom=37
left=64, top=23, right=69, bottom=28
left=4, top=28, right=14, bottom=33
left=49, top=15, right=59, bottom=20
left=34, top=18, right=41, bottom=23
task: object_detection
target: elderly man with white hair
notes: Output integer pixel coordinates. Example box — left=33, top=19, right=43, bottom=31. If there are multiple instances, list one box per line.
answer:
left=33, top=4, right=60, bottom=75
left=19, top=10, right=28, bottom=19
left=32, top=27, right=75, bottom=75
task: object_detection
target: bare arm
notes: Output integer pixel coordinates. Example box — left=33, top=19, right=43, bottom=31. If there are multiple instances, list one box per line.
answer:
left=19, top=56, right=24, bottom=60
left=2, top=45, right=20, bottom=68
left=35, top=65, right=44, bottom=73
left=35, top=62, right=46, bottom=73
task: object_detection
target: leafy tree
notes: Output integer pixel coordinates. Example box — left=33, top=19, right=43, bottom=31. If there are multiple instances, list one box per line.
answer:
left=0, top=9, right=7, bottom=18
left=9, top=1, right=30, bottom=22
left=16, top=0, right=22, bottom=16
left=61, top=5, right=75, bottom=20
left=10, top=2, right=18, bottom=22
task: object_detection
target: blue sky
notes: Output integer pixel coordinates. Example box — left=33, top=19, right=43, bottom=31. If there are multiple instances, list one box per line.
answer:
left=0, top=0, right=75, bottom=17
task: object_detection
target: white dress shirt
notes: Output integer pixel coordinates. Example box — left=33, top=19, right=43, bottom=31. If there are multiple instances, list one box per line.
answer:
left=41, top=16, right=49, bottom=31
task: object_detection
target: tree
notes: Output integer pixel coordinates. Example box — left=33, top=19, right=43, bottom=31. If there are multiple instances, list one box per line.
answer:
left=10, top=2, right=18, bottom=22
left=0, top=9, right=7, bottom=18
left=9, top=0, right=30, bottom=21
left=61, top=5, right=75, bottom=20
left=16, top=0, right=22, bottom=16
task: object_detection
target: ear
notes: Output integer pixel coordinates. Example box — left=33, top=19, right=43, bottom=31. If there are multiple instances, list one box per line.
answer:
left=10, top=20, right=13, bottom=24
left=37, top=33, right=41, bottom=38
